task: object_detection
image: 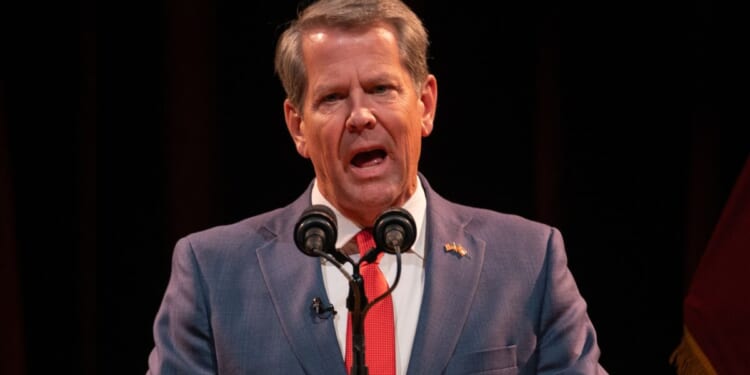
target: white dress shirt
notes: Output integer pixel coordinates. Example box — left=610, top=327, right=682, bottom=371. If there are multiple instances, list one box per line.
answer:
left=312, top=179, right=427, bottom=375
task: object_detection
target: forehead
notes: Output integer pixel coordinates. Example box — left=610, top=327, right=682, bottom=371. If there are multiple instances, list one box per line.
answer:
left=301, top=23, right=400, bottom=58
left=301, top=25, right=403, bottom=76
left=303, top=22, right=397, bottom=43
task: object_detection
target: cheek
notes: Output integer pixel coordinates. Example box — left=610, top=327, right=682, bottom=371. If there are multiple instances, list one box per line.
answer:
left=311, top=125, right=342, bottom=161
left=404, top=130, right=423, bottom=159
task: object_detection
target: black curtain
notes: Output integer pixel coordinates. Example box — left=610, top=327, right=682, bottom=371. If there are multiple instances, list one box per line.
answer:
left=1, top=0, right=747, bottom=374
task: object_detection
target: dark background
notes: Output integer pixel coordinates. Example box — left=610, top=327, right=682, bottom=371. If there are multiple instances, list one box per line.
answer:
left=1, top=0, right=747, bottom=374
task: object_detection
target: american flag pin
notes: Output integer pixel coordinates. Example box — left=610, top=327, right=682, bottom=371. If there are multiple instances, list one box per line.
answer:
left=444, top=242, right=467, bottom=257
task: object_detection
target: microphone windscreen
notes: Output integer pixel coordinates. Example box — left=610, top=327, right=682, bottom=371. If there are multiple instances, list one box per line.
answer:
left=294, top=204, right=338, bottom=256
left=373, top=207, right=416, bottom=254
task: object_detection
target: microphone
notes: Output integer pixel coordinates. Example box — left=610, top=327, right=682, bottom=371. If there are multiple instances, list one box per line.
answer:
left=373, top=207, right=417, bottom=254
left=294, top=204, right=337, bottom=257
left=311, top=296, right=337, bottom=318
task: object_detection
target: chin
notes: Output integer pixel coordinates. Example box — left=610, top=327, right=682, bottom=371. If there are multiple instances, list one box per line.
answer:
left=356, top=190, right=401, bottom=212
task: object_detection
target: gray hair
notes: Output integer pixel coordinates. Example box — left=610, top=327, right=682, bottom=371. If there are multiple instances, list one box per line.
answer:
left=274, top=0, right=430, bottom=110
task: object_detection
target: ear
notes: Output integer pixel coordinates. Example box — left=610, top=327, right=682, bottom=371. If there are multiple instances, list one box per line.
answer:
left=419, top=74, right=438, bottom=137
left=284, top=99, right=309, bottom=158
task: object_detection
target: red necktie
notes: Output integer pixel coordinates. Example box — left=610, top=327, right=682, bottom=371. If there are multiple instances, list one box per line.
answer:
left=345, top=229, right=396, bottom=375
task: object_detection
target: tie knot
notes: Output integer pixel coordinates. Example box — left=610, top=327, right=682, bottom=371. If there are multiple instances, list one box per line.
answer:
left=355, top=228, right=377, bottom=260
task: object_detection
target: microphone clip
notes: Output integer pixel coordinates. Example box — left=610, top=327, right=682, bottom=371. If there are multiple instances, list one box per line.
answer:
left=311, top=297, right=337, bottom=318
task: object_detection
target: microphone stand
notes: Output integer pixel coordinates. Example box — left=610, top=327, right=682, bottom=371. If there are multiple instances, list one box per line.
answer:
left=297, top=205, right=414, bottom=375
left=349, top=264, right=368, bottom=375
left=312, top=249, right=369, bottom=375
left=348, top=246, right=403, bottom=375
left=314, top=242, right=403, bottom=375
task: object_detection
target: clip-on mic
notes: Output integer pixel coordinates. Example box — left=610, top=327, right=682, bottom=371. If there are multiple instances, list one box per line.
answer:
left=311, top=296, right=337, bottom=317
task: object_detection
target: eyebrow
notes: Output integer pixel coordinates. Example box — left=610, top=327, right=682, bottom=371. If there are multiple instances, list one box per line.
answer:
left=309, top=70, right=402, bottom=97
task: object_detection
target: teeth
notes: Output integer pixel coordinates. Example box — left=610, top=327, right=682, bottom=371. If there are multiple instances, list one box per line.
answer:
left=352, top=149, right=385, bottom=167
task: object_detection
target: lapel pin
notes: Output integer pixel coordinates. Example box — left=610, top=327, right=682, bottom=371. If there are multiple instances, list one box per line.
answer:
left=444, top=242, right=467, bottom=257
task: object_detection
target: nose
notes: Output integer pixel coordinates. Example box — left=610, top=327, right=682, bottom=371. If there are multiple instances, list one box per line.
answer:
left=345, top=98, right=375, bottom=132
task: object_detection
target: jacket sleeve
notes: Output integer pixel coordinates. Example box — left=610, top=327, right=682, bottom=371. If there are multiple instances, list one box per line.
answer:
left=147, top=237, right=217, bottom=374
left=537, top=227, right=608, bottom=375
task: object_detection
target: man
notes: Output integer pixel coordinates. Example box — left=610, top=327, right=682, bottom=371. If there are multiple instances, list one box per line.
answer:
left=147, top=0, right=608, bottom=373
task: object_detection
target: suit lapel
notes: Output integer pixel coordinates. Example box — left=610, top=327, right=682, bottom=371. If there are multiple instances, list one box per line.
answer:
left=406, top=183, right=486, bottom=375
left=255, top=177, right=484, bottom=374
left=256, top=193, right=346, bottom=375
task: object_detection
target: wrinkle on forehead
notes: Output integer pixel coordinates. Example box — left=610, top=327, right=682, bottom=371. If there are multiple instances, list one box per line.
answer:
left=305, top=23, right=397, bottom=47
left=302, top=24, right=403, bottom=93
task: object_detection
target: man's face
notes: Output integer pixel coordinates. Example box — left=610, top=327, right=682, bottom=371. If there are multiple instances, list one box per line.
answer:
left=284, top=23, right=437, bottom=227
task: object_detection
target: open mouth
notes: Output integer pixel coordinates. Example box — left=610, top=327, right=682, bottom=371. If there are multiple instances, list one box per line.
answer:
left=351, top=149, right=387, bottom=168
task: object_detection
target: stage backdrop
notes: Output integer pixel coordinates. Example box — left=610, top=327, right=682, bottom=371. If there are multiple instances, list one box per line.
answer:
left=1, top=0, right=747, bottom=374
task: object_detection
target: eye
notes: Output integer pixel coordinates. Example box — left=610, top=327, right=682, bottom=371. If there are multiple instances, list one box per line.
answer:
left=372, top=85, right=390, bottom=94
left=321, top=93, right=342, bottom=103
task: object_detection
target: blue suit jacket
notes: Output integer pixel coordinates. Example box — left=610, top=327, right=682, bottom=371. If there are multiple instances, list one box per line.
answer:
left=148, top=175, right=607, bottom=374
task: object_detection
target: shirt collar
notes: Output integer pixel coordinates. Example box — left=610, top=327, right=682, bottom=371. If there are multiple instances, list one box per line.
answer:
left=311, top=177, right=426, bottom=259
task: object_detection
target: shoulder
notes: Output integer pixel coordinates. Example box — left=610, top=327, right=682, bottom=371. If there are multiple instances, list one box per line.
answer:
left=457, top=202, right=560, bottom=253
left=172, top=188, right=310, bottom=264
left=422, top=179, right=563, bottom=268
left=420, top=173, right=554, bottom=235
left=182, top=207, right=284, bottom=250
left=428, top=190, right=570, bottom=288
left=425, top=181, right=556, bottom=242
